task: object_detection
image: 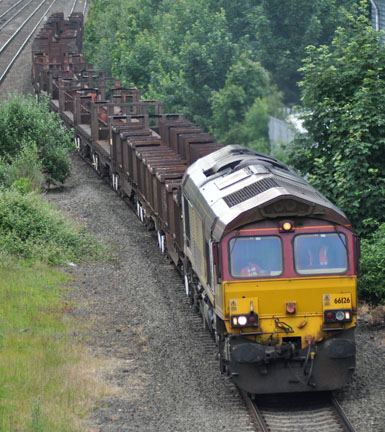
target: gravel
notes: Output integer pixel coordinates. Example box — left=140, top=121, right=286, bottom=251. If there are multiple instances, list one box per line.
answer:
left=336, top=322, right=385, bottom=431
left=1, top=1, right=384, bottom=430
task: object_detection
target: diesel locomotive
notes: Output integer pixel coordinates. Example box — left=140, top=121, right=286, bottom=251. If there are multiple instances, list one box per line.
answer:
left=31, top=12, right=358, bottom=394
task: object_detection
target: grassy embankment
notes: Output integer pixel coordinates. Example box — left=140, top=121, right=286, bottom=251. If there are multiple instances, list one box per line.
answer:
left=0, top=262, right=106, bottom=431
left=0, top=95, right=110, bottom=431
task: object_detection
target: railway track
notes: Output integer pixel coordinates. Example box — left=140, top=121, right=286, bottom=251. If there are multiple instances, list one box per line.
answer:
left=0, top=0, right=58, bottom=84
left=0, top=0, right=26, bottom=26
left=0, top=0, right=85, bottom=86
left=0, top=0, right=35, bottom=32
left=70, top=0, right=87, bottom=16
left=242, top=391, right=356, bottom=432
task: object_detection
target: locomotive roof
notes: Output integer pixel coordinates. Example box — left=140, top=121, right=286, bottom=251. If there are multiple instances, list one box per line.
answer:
left=182, top=145, right=350, bottom=241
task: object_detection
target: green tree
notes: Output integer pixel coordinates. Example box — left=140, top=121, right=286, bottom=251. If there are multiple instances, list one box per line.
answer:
left=146, top=1, right=236, bottom=128
left=288, top=6, right=385, bottom=236
left=221, top=98, right=271, bottom=154
left=210, top=54, right=282, bottom=149
left=85, top=0, right=237, bottom=129
left=210, top=55, right=271, bottom=136
left=251, top=0, right=359, bottom=104
left=84, top=0, right=156, bottom=78
left=209, top=0, right=258, bottom=44
left=84, top=0, right=360, bottom=115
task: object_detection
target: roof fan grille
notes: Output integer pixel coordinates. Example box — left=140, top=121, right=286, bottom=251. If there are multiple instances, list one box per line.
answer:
left=224, top=178, right=279, bottom=207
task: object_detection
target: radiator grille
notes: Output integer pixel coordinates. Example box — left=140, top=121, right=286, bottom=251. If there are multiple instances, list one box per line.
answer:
left=223, top=178, right=279, bottom=207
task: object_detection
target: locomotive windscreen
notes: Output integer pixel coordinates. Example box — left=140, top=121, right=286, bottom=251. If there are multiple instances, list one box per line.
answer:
left=294, top=233, right=348, bottom=275
left=229, top=236, right=283, bottom=278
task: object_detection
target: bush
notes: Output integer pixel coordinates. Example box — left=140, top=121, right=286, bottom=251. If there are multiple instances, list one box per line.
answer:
left=0, top=140, right=44, bottom=191
left=0, top=189, right=105, bottom=264
left=0, top=94, right=73, bottom=185
left=359, top=223, right=385, bottom=305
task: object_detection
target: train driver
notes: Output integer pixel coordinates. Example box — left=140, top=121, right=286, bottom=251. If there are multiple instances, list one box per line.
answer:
left=240, top=262, right=266, bottom=277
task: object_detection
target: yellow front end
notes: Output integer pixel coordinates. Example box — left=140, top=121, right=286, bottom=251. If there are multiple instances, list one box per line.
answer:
left=223, top=275, right=357, bottom=347
left=219, top=275, right=357, bottom=393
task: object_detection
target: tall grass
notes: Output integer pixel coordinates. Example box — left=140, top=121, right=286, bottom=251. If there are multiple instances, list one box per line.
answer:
left=0, top=260, right=107, bottom=431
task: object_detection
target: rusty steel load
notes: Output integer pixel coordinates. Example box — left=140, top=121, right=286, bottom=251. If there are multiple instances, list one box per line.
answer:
left=32, top=13, right=359, bottom=395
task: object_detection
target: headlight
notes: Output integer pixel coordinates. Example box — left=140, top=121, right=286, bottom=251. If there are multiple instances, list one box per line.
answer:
left=231, top=313, right=259, bottom=328
left=238, top=316, right=247, bottom=326
left=335, top=311, right=345, bottom=321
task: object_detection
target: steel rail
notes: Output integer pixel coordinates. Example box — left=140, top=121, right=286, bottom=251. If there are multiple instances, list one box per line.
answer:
left=0, top=0, right=58, bottom=84
left=0, top=0, right=24, bottom=21
left=240, top=392, right=269, bottom=432
left=0, top=0, right=35, bottom=32
left=82, top=0, right=88, bottom=15
left=0, top=0, right=47, bottom=55
left=69, top=0, right=78, bottom=15
left=332, top=397, right=357, bottom=432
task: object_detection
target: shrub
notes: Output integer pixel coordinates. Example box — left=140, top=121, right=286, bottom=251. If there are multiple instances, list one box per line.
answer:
left=0, top=94, right=73, bottom=185
left=358, top=223, right=385, bottom=305
left=0, top=140, right=44, bottom=191
left=0, top=189, right=105, bottom=264
left=11, top=178, right=35, bottom=195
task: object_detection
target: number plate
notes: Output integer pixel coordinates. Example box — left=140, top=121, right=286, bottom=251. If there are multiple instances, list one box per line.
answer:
left=323, top=293, right=352, bottom=309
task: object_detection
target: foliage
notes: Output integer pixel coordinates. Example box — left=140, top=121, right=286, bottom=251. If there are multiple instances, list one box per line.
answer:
left=359, top=224, right=385, bottom=305
left=210, top=54, right=282, bottom=146
left=250, top=0, right=359, bottom=104
left=0, top=140, right=44, bottom=192
left=84, top=0, right=359, bottom=148
left=0, top=261, right=108, bottom=431
left=210, top=55, right=272, bottom=135
left=0, top=94, right=73, bottom=185
left=0, top=189, right=106, bottom=264
left=220, top=98, right=271, bottom=154
left=84, top=0, right=157, bottom=78
left=145, top=0, right=237, bottom=128
left=83, top=0, right=265, bottom=134
left=288, top=6, right=385, bottom=237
